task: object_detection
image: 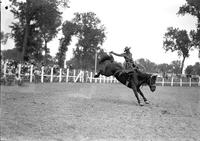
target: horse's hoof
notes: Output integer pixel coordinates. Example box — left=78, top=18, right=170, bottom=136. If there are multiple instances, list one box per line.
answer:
left=145, top=101, right=150, bottom=104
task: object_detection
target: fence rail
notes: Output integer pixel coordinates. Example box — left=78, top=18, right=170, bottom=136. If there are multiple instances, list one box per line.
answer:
left=1, top=63, right=200, bottom=87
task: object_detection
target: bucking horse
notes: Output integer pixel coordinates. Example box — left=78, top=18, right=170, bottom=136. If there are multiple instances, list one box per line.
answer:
left=94, top=54, right=157, bottom=106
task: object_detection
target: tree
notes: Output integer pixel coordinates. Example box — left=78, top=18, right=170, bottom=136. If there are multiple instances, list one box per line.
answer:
left=157, top=63, right=172, bottom=75
left=136, top=58, right=157, bottom=73
left=193, top=62, right=200, bottom=75
left=178, top=0, right=200, bottom=57
left=72, top=12, right=106, bottom=70
left=58, top=12, right=106, bottom=69
left=10, top=21, right=44, bottom=62
left=185, top=65, right=194, bottom=75
left=9, top=0, right=37, bottom=61
left=185, top=62, right=200, bottom=76
left=67, top=48, right=108, bottom=70
left=34, top=0, right=62, bottom=64
left=163, top=27, right=193, bottom=74
left=2, top=48, right=22, bottom=61
left=9, top=0, right=69, bottom=61
left=56, top=21, right=78, bottom=67
left=170, top=60, right=182, bottom=74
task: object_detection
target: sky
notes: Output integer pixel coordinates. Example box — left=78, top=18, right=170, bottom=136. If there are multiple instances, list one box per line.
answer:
left=1, top=0, right=200, bottom=68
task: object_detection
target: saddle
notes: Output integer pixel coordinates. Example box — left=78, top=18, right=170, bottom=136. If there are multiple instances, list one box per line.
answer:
left=118, top=68, right=137, bottom=76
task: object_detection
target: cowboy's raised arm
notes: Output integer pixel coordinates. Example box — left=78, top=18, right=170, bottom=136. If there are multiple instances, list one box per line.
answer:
left=110, top=51, right=125, bottom=57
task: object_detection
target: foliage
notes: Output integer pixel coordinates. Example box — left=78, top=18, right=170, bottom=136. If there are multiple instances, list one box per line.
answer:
left=170, top=60, right=182, bottom=74
left=157, top=62, right=181, bottom=78
left=56, top=21, right=78, bottom=67
left=57, top=12, right=106, bottom=69
left=163, top=27, right=193, bottom=74
left=72, top=12, right=106, bottom=70
left=1, top=48, right=22, bottom=61
left=66, top=48, right=107, bottom=71
left=185, top=62, right=200, bottom=76
left=9, top=0, right=68, bottom=62
left=157, top=63, right=172, bottom=74
left=136, top=58, right=157, bottom=73
left=178, top=0, right=200, bottom=57
left=185, top=65, right=194, bottom=75
left=33, top=0, right=62, bottom=62
left=10, top=22, right=44, bottom=61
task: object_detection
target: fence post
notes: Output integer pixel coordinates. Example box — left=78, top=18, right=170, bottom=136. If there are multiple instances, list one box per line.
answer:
left=95, top=73, right=97, bottom=83
left=107, top=77, right=109, bottom=83
left=99, top=76, right=102, bottom=83
left=3, top=61, right=7, bottom=77
left=180, top=78, right=182, bottom=87
left=66, top=68, right=69, bottom=82
left=81, top=71, right=84, bottom=83
left=59, top=68, right=62, bottom=83
left=18, top=64, right=21, bottom=79
left=198, top=76, right=200, bottom=87
left=171, top=77, right=174, bottom=86
left=162, top=77, right=164, bottom=86
left=80, top=70, right=82, bottom=83
left=113, top=78, right=116, bottom=83
left=103, top=76, right=106, bottom=83
left=30, top=65, right=33, bottom=83
left=50, top=67, right=53, bottom=83
left=111, top=76, right=114, bottom=83
left=90, top=72, right=93, bottom=83
left=86, top=71, right=90, bottom=83
left=189, top=78, right=191, bottom=87
left=114, top=78, right=118, bottom=83
left=73, top=70, right=76, bottom=82
left=41, top=66, right=44, bottom=83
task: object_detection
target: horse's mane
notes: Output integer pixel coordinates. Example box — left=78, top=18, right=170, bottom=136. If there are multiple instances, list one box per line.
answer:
left=99, top=54, right=114, bottom=64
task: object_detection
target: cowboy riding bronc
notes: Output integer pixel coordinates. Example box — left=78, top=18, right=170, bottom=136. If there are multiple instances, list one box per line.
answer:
left=110, top=46, right=139, bottom=86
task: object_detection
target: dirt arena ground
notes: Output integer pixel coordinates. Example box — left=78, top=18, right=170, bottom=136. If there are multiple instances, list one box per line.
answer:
left=1, top=83, right=200, bottom=141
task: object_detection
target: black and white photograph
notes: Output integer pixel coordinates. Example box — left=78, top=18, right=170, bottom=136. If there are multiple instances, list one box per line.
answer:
left=1, top=0, right=200, bottom=140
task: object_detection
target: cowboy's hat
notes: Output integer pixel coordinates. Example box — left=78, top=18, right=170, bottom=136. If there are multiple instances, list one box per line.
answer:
left=124, top=46, right=131, bottom=51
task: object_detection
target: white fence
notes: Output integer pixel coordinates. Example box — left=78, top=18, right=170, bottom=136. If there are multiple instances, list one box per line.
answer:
left=2, top=63, right=200, bottom=87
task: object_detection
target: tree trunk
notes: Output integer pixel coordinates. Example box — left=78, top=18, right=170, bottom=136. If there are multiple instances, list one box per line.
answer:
left=197, top=15, right=200, bottom=58
left=181, top=56, right=186, bottom=74
left=22, top=22, right=30, bottom=61
left=44, top=40, right=47, bottom=65
left=22, top=0, right=30, bottom=62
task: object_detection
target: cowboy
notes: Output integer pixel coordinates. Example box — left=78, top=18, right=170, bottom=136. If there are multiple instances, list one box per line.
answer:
left=110, top=46, right=138, bottom=86
left=110, top=46, right=137, bottom=70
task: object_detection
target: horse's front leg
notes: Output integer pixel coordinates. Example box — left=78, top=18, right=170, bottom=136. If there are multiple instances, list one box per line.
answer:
left=131, top=84, right=143, bottom=106
left=137, top=88, right=149, bottom=104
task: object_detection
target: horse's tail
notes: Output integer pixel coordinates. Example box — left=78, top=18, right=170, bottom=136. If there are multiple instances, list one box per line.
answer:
left=99, top=54, right=114, bottom=64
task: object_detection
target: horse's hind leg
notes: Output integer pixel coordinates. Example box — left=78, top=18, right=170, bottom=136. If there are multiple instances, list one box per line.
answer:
left=137, top=88, right=149, bottom=104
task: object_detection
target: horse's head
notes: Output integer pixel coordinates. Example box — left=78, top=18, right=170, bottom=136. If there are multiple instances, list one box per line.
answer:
left=147, top=75, right=157, bottom=92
